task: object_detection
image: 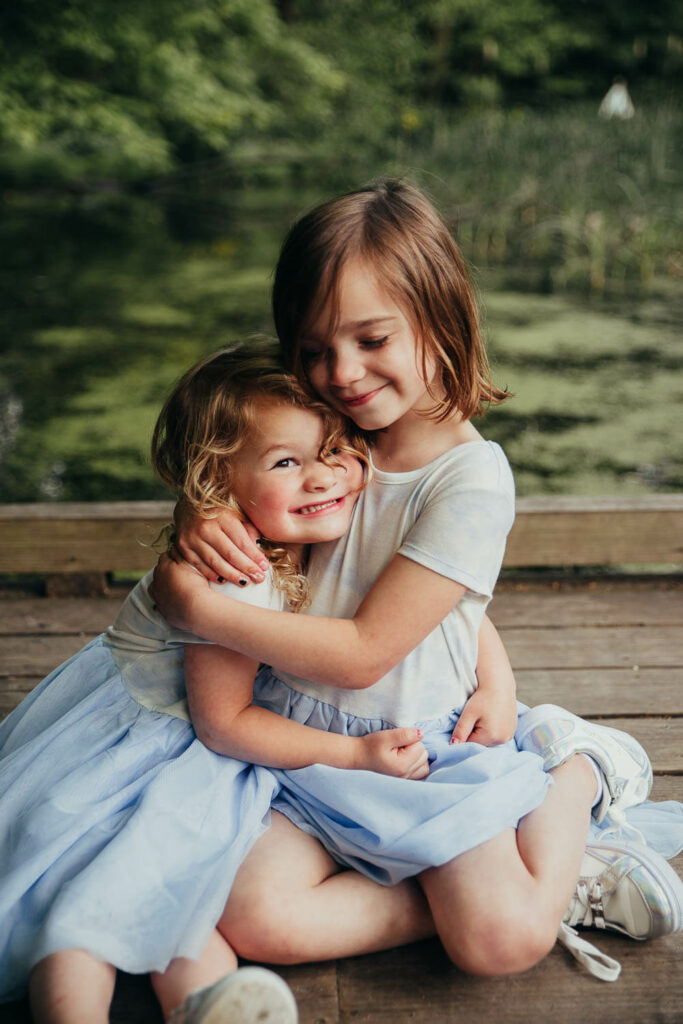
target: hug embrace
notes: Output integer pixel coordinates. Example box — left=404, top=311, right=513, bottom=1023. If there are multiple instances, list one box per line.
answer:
left=2, top=180, right=682, bottom=1024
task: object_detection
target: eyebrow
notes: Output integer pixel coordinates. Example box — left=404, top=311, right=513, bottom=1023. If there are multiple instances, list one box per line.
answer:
left=304, top=315, right=398, bottom=342
left=341, top=315, right=398, bottom=330
left=259, top=443, right=295, bottom=459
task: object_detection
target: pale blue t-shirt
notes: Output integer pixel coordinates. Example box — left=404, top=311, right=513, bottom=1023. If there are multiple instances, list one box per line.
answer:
left=273, top=441, right=515, bottom=727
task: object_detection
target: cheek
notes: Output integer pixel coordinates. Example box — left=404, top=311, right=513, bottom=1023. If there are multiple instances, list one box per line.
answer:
left=243, top=484, right=291, bottom=532
left=258, top=486, right=291, bottom=517
left=307, top=363, right=330, bottom=396
left=345, top=460, right=364, bottom=491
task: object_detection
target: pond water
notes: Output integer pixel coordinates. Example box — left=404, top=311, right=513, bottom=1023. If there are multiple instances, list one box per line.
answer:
left=1, top=184, right=681, bottom=503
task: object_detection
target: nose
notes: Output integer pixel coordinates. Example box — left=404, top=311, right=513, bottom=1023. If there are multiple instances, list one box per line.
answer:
left=303, top=458, right=338, bottom=492
left=328, top=347, right=364, bottom=388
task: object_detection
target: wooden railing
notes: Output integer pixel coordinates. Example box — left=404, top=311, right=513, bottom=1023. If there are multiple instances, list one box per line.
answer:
left=1, top=495, right=682, bottom=577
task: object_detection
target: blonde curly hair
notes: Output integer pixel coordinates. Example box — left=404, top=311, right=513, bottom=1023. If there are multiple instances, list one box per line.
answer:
left=151, top=343, right=368, bottom=610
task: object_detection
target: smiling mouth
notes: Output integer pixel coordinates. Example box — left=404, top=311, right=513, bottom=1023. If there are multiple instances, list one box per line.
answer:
left=339, top=385, right=387, bottom=408
left=294, top=496, right=345, bottom=516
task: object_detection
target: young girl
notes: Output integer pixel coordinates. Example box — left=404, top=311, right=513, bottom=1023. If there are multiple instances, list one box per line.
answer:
left=157, top=179, right=683, bottom=983
left=0, top=346, right=438, bottom=1024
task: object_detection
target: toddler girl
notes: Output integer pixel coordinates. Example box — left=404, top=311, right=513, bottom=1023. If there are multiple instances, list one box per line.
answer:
left=158, top=180, right=683, bottom=983
left=0, top=346, right=431, bottom=1024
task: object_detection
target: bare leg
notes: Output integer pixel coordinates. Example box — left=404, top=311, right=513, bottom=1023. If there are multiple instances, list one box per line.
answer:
left=420, top=753, right=596, bottom=976
left=29, top=950, right=116, bottom=1024
left=221, top=811, right=435, bottom=963
left=151, top=930, right=238, bottom=1021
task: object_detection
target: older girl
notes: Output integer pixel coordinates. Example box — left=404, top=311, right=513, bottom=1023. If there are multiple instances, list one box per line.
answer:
left=158, top=180, right=683, bottom=984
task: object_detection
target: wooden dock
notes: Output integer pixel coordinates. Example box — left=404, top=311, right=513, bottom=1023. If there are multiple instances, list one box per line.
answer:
left=1, top=498, right=682, bottom=1023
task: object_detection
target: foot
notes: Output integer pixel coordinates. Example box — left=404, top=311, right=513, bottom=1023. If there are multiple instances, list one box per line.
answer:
left=169, top=967, right=298, bottom=1024
left=557, top=838, right=683, bottom=981
left=516, top=704, right=652, bottom=823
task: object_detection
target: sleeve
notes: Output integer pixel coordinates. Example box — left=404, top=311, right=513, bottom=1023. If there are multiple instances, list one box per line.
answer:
left=177, top=572, right=288, bottom=645
left=398, top=443, right=515, bottom=599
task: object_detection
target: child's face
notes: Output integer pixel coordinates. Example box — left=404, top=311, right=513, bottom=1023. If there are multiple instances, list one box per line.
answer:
left=231, top=399, right=363, bottom=546
left=299, top=259, right=438, bottom=432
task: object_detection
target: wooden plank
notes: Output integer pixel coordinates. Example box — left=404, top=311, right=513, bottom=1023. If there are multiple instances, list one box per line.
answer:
left=507, top=494, right=683, bottom=568
left=0, top=597, right=123, bottom=635
left=491, top=585, right=683, bottom=628
left=2, top=495, right=683, bottom=574
left=516, top=667, right=683, bottom=716
left=0, top=635, right=99, bottom=677
left=592, top=717, right=683, bottom=775
left=1, top=586, right=674, bottom=635
left=3, top=583, right=681, bottom=637
left=651, top=775, right=682, bottom=803
left=502, top=625, right=683, bottom=669
left=0, top=677, right=42, bottom=720
left=276, top=962, right=340, bottom=1024
left=0, top=502, right=173, bottom=574
left=336, top=933, right=683, bottom=1023
left=4, top=668, right=683, bottom=724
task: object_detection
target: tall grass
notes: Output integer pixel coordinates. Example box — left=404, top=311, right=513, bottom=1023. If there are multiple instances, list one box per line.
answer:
left=395, top=101, right=681, bottom=297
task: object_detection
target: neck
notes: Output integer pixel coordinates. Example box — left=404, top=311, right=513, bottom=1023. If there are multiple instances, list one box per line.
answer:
left=372, top=411, right=481, bottom=472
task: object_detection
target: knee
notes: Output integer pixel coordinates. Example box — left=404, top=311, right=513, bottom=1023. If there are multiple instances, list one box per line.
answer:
left=219, top=886, right=303, bottom=965
left=442, top=904, right=557, bottom=978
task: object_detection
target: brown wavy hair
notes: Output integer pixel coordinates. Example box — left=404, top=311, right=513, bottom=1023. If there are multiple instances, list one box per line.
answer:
left=273, top=178, right=508, bottom=422
left=151, top=343, right=368, bottom=610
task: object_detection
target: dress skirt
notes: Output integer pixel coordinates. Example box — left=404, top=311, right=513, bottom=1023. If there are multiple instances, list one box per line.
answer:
left=253, top=672, right=683, bottom=886
left=0, top=637, right=279, bottom=1003
left=253, top=671, right=553, bottom=886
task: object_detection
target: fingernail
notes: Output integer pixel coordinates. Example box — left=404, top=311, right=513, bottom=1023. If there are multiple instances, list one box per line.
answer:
left=258, top=560, right=269, bottom=571
left=238, top=578, right=248, bottom=587
left=250, top=571, right=265, bottom=582
left=217, top=576, right=225, bottom=583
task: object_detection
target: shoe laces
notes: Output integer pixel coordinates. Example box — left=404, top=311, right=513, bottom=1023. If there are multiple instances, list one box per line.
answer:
left=600, top=805, right=646, bottom=845
left=557, top=921, right=621, bottom=982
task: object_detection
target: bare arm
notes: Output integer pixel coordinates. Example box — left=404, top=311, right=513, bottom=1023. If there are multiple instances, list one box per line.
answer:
left=450, top=614, right=518, bottom=746
left=184, top=643, right=428, bottom=777
left=155, top=552, right=467, bottom=689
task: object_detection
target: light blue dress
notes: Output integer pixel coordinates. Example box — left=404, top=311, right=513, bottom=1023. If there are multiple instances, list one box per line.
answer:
left=0, top=573, right=281, bottom=1003
left=254, top=673, right=551, bottom=885
left=251, top=673, right=683, bottom=886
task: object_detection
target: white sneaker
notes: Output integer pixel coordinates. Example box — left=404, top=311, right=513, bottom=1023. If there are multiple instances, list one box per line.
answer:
left=558, top=839, right=683, bottom=982
left=169, top=967, right=298, bottom=1024
left=516, top=704, right=652, bottom=824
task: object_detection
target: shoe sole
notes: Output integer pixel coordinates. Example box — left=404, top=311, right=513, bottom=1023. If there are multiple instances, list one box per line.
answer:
left=588, top=838, right=683, bottom=937
left=200, top=967, right=298, bottom=1024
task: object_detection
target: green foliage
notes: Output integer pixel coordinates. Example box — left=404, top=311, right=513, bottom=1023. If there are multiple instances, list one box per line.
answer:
left=0, top=0, right=343, bottom=184
left=417, top=0, right=683, bottom=107
left=401, top=102, right=682, bottom=297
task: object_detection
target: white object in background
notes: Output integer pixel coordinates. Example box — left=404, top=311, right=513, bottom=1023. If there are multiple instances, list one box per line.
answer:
left=598, top=78, right=635, bottom=120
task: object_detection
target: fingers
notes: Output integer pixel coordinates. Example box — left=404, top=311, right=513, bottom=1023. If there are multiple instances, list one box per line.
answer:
left=402, top=746, right=430, bottom=779
left=219, top=520, right=269, bottom=579
left=176, top=533, right=268, bottom=586
left=390, top=726, right=424, bottom=749
left=450, top=709, right=476, bottom=745
left=465, top=725, right=490, bottom=746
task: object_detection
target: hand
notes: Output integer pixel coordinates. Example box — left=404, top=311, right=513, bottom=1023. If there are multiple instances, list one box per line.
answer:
left=150, top=553, right=209, bottom=632
left=174, top=497, right=270, bottom=586
left=450, top=687, right=518, bottom=747
left=357, top=728, right=429, bottom=779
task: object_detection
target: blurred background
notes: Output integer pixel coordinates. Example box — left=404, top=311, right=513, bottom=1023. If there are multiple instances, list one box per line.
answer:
left=1, top=0, right=681, bottom=504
